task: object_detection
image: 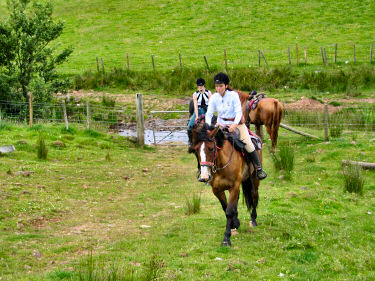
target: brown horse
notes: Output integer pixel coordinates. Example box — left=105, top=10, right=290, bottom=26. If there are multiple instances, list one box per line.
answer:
left=191, top=123, right=260, bottom=246
left=238, top=91, right=283, bottom=150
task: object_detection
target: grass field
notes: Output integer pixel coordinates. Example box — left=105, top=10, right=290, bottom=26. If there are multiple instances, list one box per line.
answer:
left=1, top=0, right=375, bottom=74
left=0, top=123, right=374, bottom=280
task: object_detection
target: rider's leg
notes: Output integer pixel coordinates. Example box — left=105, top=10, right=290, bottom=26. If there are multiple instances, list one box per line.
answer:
left=237, top=124, right=267, bottom=180
left=187, top=113, right=196, bottom=152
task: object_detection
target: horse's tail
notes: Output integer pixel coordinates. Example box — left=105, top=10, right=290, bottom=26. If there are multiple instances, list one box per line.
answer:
left=242, top=176, right=254, bottom=213
left=271, top=100, right=282, bottom=148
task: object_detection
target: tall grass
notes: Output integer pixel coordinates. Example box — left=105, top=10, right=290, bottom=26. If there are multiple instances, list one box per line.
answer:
left=76, top=253, right=163, bottom=281
left=73, top=65, right=375, bottom=95
left=37, top=134, right=48, bottom=160
left=270, top=143, right=295, bottom=179
left=185, top=193, right=201, bottom=215
left=343, top=164, right=364, bottom=195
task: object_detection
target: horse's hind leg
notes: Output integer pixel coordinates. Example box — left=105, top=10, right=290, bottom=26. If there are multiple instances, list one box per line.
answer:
left=265, top=124, right=274, bottom=149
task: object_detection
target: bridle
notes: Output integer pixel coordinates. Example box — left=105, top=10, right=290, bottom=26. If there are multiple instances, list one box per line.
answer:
left=199, top=136, right=234, bottom=174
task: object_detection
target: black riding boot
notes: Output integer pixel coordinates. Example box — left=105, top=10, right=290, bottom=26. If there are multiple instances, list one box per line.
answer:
left=187, top=130, right=194, bottom=153
left=247, top=150, right=267, bottom=180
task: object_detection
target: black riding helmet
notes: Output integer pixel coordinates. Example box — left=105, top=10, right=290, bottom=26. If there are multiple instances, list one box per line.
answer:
left=213, top=72, right=230, bottom=85
left=196, top=78, right=205, bottom=86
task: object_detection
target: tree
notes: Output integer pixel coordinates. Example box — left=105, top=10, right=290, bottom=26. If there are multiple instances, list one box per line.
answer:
left=0, top=0, right=73, bottom=103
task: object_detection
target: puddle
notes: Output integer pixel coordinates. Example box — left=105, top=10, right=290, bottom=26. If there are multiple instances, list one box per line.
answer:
left=119, top=129, right=188, bottom=145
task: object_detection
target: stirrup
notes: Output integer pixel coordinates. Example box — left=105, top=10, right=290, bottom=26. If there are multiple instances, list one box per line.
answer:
left=257, top=169, right=267, bottom=180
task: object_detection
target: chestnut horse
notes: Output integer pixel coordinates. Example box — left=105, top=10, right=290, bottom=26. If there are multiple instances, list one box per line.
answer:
left=191, top=123, right=260, bottom=246
left=238, top=91, right=283, bottom=150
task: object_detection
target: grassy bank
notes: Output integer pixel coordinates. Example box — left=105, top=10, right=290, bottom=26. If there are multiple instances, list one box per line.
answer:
left=1, top=0, right=375, bottom=74
left=0, top=123, right=374, bottom=280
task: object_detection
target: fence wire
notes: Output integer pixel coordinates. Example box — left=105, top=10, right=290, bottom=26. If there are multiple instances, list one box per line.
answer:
left=1, top=100, right=374, bottom=143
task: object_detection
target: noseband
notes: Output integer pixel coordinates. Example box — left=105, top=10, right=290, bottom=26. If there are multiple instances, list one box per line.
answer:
left=199, top=137, right=234, bottom=174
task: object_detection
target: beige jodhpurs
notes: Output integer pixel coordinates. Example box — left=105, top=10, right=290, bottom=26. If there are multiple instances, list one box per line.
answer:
left=237, top=123, right=255, bottom=153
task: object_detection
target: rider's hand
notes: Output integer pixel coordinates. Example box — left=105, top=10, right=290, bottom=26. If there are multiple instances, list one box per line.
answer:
left=228, top=123, right=237, bottom=132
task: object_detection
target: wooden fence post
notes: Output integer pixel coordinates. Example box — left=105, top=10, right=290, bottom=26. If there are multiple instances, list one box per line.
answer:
left=353, top=44, right=356, bottom=63
left=96, top=57, right=100, bottom=72
left=136, top=93, right=144, bottom=146
left=258, top=50, right=261, bottom=67
left=370, top=44, right=373, bottom=64
left=101, top=58, right=105, bottom=74
left=86, top=101, right=91, bottom=130
left=320, top=47, right=325, bottom=65
left=151, top=55, right=155, bottom=70
left=296, top=43, right=299, bottom=65
left=324, top=103, right=329, bottom=141
left=288, top=46, right=291, bottom=64
left=204, top=56, right=210, bottom=71
left=179, top=52, right=182, bottom=68
left=127, top=53, right=130, bottom=70
left=224, top=49, right=228, bottom=70
left=261, top=51, right=269, bottom=66
left=324, top=47, right=328, bottom=65
left=304, top=48, right=307, bottom=64
left=62, top=100, right=69, bottom=130
left=28, top=92, right=33, bottom=127
left=334, top=43, right=338, bottom=63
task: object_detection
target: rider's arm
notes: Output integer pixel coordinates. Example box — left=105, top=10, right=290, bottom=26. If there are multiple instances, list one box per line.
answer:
left=233, top=92, right=243, bottom=125
left=193, top=93, right=199, bottom=119
left=205, top=95, right=216, bottom=125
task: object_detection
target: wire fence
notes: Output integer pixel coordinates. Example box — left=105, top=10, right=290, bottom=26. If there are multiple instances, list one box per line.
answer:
left=95, top=42, right=375, bottom=72
left=1, top=100, right=374, bottom=142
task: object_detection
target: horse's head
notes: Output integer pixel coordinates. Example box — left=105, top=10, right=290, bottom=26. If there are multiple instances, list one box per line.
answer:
left=192, top=124, right=224, bottom=182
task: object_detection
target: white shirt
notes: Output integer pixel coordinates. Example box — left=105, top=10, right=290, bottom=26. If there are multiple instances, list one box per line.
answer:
left=205, top=90, right=242, bottom=126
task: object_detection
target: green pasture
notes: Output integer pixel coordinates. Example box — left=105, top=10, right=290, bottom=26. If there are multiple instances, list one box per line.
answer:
left=1, top=0, right=375, bottom=74
left=0, top=123, right=374, bottom=280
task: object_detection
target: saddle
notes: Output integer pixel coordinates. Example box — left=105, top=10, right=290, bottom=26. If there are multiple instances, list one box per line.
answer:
left=245, top=92, right=267, bottom=127
left=223, top=128, right=262, bottom=152
left=248, top=92, right=267, bottom=111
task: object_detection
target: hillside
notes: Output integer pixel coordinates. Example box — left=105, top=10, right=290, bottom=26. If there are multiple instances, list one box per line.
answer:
left=1, top=0, right=375, bottom=74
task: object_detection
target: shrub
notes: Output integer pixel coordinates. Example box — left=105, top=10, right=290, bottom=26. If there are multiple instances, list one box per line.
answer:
left=343, top=164, right=364, bottom=194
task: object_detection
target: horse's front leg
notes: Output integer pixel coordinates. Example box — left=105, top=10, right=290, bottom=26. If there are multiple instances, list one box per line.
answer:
left=222, top=186, right=240, bottom=247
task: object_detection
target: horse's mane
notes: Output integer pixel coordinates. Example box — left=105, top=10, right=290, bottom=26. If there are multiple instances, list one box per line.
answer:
left=193, top=123, right=225, bottom=148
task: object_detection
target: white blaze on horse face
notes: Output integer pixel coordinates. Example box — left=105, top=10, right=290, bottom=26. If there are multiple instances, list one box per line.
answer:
left=199, top=142, right=211, bottom=180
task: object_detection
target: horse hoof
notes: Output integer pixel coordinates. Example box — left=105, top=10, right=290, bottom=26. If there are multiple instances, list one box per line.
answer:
left=249, top=220, right=257, bottom=227
left=231, top=229, right=239, bottom=236
left=221, top=240, right=231, bottom=247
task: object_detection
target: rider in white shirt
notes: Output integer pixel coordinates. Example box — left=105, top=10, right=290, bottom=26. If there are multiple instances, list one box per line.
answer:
left=205, top=72, right=267, bottom=180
